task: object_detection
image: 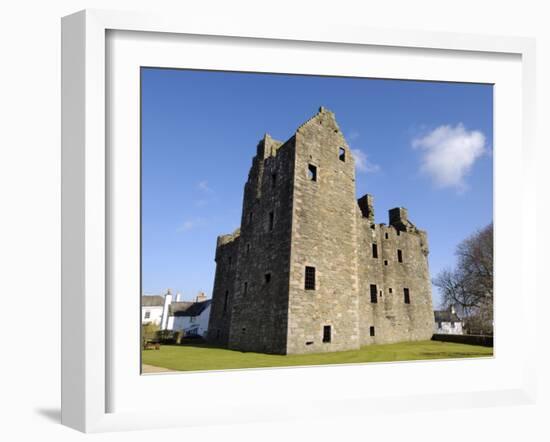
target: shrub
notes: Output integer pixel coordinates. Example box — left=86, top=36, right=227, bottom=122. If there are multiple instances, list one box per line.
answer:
left=155, top=329, right=181, bottom=344
left=141, top=322, right=159, bottom=342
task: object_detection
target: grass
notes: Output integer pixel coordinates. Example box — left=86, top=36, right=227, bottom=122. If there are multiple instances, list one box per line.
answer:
left=141, top=340, right=493, bottom=372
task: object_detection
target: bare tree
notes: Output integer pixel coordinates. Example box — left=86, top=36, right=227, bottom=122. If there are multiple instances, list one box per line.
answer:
left=434, top=223, right=493, bottom=334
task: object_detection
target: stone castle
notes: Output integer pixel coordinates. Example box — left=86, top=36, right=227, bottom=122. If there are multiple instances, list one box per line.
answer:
left=207, top=107, right=434, bottom=355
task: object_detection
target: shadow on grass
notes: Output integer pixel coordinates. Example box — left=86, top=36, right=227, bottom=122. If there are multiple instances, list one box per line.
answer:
left=167, top=340, right=283, bottom=355
left=174, top=339, right=227, bottom=350
left=419, top=352, right=493, bottom=358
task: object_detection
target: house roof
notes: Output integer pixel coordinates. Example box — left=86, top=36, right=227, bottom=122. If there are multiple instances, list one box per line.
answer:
left=141, top=295, right=164, bottom=307
left=434, top=310, right=461, bottom=322
left=169, top=301, right=194, bottom=316
left=171, top=299, right=212, bottom=317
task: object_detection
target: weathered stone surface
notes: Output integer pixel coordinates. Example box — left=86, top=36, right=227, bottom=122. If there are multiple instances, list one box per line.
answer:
left=207, top=107, right=434, bottom=354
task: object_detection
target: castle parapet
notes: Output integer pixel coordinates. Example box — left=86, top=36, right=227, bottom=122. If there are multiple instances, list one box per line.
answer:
left=358, top=194, right=375, bottom=222
left=256, top=133, right=283, bottom=160
left=389, top=207, right=418, bottom=233
left=389, top=207, right=408, bottom=226
left=216, top=228, right=241, bottom=248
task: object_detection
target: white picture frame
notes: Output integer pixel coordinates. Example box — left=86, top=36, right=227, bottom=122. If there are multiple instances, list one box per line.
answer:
left=61, top=9, right=537, bottom=433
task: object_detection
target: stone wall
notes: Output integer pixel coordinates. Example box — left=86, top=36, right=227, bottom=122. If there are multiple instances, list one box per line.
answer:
left=357, top=212, right=434, bottom=346
left=209, top=135, right=296, bottom=354
left=206, top=232, right=239, bottom=345
left=286, top=108, right=360, bottom=354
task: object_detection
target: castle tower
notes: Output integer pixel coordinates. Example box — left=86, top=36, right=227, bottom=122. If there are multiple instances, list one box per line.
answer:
left=285, top=107, right=360, bottom=353
left=207, top=107, right=434, bottom=354
left=207, top=131, right=295, bottom=353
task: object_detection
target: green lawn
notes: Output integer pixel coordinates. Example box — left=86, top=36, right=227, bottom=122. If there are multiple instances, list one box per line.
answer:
left=141, top=340, right=493, bottom=372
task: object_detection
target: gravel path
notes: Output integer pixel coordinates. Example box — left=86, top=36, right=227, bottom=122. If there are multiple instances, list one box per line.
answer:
left=141, top=364, right=174, bottom=374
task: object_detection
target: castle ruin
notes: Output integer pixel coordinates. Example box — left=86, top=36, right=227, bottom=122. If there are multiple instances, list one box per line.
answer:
left=207, top=107, right=434, bottom=354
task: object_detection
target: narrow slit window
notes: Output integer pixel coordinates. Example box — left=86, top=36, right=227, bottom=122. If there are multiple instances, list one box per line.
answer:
left=372, top=243, right=378, bottom=258
left=370, top=326, right=375, bottom=337
left=404, top=288, right=410, bottom=304
left=246, top=243, right=250, bottom=254
left=370, top=284, right=378, bottom=303
left=322, top=325, right=331, bottom=343
left=338, top=147, right=346, bottom=162
left=243, top=282, right=248, bottom=295
left=385, top=232, right=389, bottom=239
left=271, top=173, right=277, bottom=188
left=223, top=290, right=229, bottom=314
left=384, top=260, right=388, bottom=266
left=305, top=266, right=316, bottom=290
left=397, top=249, right=403, bottom=263
left=264, top=273, right=271, bottom=284
left=308, top=164, right=317, bottom=181
left=389, top=288, right=393, bottom=293
left=248, top=211, right=253, bottom=224
left=268, top=211, right=274, bottom=231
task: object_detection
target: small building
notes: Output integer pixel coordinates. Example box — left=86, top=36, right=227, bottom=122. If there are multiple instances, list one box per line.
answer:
left=142, top=290, right=212, bottom=337
left=141, top=289, right=182, bottom=329
left=141, top=295, right=165, bottom=326
left=434, top=306, right=463, bottom=335
left=171, top=295, right=212, bottom=337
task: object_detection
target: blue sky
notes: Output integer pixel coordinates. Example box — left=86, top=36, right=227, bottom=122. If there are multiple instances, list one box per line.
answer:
left=141, top=68, right=493, bottom=307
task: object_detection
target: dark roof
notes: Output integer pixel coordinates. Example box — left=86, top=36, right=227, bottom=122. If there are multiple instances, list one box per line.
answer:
left=141, top=295, right=164, bottom=307
left=169, top=301, right=193, bottom=316
left=172, top=299, right=212, bottom=317
left=434, top=310, right=461, bottom=322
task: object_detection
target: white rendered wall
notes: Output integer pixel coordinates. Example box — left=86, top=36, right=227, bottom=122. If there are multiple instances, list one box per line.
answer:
left=434, top=321, right=464, bottom=335
left=166, top=316, right=174, bottom=330
left=160, top=293, right=173, bottom=330
left=172, top=316, right=185, bottom=332
left=141, top=306, right=163, bottom=325
left=170, top=306, right=211, bottom=337
left=197, top=305, right=211, bottom=336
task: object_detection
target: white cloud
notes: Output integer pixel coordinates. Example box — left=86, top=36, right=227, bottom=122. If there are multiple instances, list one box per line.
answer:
left=180, top=221, right=195, bottom=231
left=351, top=148, right=380, bottom=173
left=177, top=218, right=204, bottom=232
left=412, top=123, right=486, bottom=192
left=348, top=130, right=360, bottom=141
left=197, top=180, right=213, bottom=193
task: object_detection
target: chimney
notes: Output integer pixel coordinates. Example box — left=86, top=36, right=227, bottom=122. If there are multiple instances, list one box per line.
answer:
left=160, top=289, right=173, bottom=330
left=195, top=291, right=207, bottom=303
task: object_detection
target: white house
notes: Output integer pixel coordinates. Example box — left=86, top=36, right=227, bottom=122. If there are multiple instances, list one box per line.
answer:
left=168, top=292, right=211, bottom=337
left=433, top=305, right=464, bottom=335
left=142, top=290, right=211, bottom=338
left=141, top=294, right=165, bottom=325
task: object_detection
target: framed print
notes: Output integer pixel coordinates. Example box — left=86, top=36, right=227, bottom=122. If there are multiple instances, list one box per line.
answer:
left=61, top=9, right=537, bottom=433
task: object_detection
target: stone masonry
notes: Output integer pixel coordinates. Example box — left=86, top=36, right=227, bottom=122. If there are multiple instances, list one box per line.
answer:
left=207, top=107, right=435, bottom=354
